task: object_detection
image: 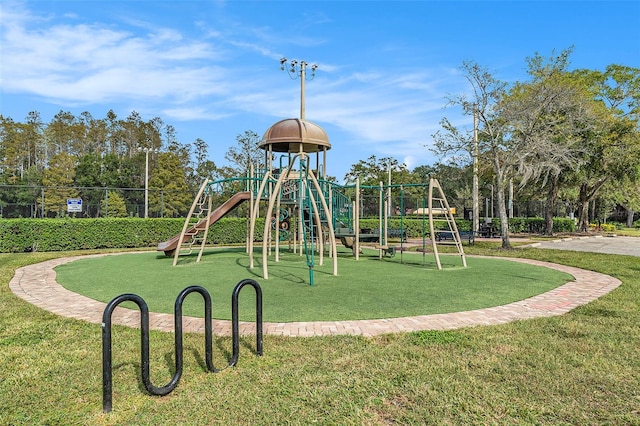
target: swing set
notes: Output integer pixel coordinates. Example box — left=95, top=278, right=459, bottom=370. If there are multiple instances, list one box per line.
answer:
left=343, top=177, right=467, bottom=270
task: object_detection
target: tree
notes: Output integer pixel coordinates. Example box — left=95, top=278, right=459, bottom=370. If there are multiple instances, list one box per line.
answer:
left=105, top=109, right=125, bottom=156
left=344, top=155, right=418, bottom=216
left=432, top=61, right=514, bottom=248
left=101, top=191, right=128, bottom=217
left=193, top=137, right=218, bottom=183
left=41, top=152, right=78, bottom=216
left=0, top=116, right=22, bottom=183
left=224, top=130, right=263, bottom=176
left=79, top=111, right=108, bottom=156
left=148, top=152, right=192, bottom=217
left=570, top=65, right=640, bottom=230
left=46, top=110, right=84, bottom=157
left=501, top=49, right=599, bottom=234
left=75, top=153, right=105, bottom=215
left=24, top=111, right=46, bottom=172
left=413, top=163, right=474, bottom=215
left=344, top=155, right=413, bottom=186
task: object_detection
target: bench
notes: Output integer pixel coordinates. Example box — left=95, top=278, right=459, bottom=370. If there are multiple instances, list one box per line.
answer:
left=372, top=228, right=407, bottom=242
left=336, top=228, right=407, bottom=243
left=478, top=224, right=499, bottom=238
left=434, top=230, right=475, bottom=245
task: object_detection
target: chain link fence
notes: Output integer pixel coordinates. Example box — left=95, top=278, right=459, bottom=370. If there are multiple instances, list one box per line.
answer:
left=1, top=183, right=567, bottom=221
left=0, top=184, right=197, bottom=218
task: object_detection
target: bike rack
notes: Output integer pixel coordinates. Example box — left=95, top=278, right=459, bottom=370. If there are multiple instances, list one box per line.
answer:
left=102, top=280, right=263, bottom=413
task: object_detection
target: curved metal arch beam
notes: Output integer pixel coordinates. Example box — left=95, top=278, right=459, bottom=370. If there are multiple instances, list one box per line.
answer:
left=261, top=166, right=291, bottom=279
left=249, top=171, right=273, bottom=269
left=306, top=168, right=338, bottom=276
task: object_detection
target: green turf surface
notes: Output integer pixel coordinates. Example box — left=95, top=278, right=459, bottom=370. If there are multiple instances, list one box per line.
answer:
left=55, top=247, right=572, bottom=322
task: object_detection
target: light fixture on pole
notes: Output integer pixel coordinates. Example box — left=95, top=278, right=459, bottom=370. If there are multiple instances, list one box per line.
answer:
left=138, top=146, right=158, bottom=218
left=280, top=57, right=318, bottom=120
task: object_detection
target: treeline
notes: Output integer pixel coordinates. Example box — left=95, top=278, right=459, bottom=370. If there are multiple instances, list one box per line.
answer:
left=429, top=52, right=640, bottom=241
left=0, top=110, right=224, bottom=217
left=1, top=50, right=639, bottom=234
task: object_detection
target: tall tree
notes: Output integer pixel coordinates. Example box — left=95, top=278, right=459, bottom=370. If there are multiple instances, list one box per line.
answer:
left=344, top=155, right=417, bottom=216
left=105, top=109, right=125, bottom=156
left=193, top=137, right=217, bottom=182
left=41, top=152, right=78, bottom=216
left=344, top=155, right=413, bottom=186
left=75, top=153, right=105, bottom=215
left=79, top=111, right=108, bottom=156
left=224, top=130, right=263, bottom=176
left=101, top=191, right=128, bottom=218
left=148, top=152, right=192, bottom=217
left=501, top=49, right=599, bottom=234
left=571, top=65, right=640, bottom=230
left=432, top=61, right=514, bottom=248
left=0, top=116, right=22, bottom=183
left=24, top=111, right=45, bottom=172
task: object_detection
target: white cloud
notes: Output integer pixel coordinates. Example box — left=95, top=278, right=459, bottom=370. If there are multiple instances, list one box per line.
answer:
left=1, top=3, right=227, bottom=106
left=0, top=1, right=466, bottom=171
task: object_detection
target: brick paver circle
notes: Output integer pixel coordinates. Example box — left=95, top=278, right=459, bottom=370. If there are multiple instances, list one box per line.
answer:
left=9, top=253, right=621, bottom=337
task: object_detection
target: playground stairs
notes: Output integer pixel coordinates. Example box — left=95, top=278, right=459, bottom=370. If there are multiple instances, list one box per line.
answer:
left=428, top=178, right=467, bottom=269
left=173, top=180, right=214, bottom=266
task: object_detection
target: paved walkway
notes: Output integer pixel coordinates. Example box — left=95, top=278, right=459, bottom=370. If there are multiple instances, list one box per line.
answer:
left=527, top=235, right=640, bottom=257
left=9, top=252, right=621, bottom=337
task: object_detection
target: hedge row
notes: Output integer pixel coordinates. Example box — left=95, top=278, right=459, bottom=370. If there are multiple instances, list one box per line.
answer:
left=358, top=216, right=576, bottom=238
left=0, top=218, right=265, bottom=253
left=0, top=216, right=575, bottom=253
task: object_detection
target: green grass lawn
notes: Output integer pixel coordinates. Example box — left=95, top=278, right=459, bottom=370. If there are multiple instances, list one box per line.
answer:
left=617, top=227, right=640, bottom=237
left=1, top=244, right=639, bottom=424
left=54, top=247, right=571, bottom=322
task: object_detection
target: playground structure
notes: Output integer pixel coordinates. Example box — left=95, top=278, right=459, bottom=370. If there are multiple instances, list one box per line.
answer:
left=157, top=160, right=467, bottom=278
left=157, top=58, right=466, bottom=279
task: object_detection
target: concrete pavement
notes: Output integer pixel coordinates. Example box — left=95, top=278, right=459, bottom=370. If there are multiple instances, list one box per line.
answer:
left=527, top=235, right=640, bottom=257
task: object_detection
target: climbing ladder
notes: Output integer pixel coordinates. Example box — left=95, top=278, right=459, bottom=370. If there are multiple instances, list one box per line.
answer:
left=428, top=178, right=467, bottom=270
left=173, top=179, right=213, bottom=266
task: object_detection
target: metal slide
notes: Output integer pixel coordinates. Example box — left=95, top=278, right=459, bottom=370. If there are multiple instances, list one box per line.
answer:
left=157, top=191, right=251, bottom=257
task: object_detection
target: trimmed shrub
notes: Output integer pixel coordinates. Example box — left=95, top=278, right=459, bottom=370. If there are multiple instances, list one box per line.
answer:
left=0, top=218, right=266, bottom=253
left=0, top=215, right=577, bottom=253
left=356, top=216, right=575, bottom=238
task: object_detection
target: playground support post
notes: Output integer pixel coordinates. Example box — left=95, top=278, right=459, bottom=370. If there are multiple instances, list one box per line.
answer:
left=399, top=185, right=404, bottom=263
left=258, top=153, right=337, bottom=281
left=309, top=185, right=324, bottom=267
left=378, top=182, right=383, bottom=258
left=249, top=170, right=274, bottom=270
left=306, top=167, right=338, bottom=273
left=261, top=167, right=289, bottom=279
left=355, top=177, right=360, bottom=260
left=274, top=187, right=282, bottom=263
left=246, top=166, right=254, bottom=254
left=428, top=179, right=442, bottom=270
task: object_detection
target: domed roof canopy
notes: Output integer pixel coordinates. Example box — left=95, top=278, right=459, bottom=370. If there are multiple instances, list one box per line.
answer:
left=259, top=118, right=331, bottom=153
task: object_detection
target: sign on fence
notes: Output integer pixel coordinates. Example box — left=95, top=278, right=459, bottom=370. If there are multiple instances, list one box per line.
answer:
left=67, top=198, right=83, bottom=213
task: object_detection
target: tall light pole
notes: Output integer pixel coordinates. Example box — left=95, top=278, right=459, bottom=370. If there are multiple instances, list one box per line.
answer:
left=138, top=147, right=158, bottom=218
left=280, top=58, right=318, bottom=120
left=472, top=104, right=479, bottom=234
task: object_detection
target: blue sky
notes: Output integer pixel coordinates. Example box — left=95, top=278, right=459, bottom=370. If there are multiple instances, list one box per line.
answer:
left=1, top=0, right=639, bottom=182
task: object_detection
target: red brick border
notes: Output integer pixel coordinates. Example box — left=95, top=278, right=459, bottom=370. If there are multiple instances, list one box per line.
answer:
left=9, top=253, right=621, bottom=337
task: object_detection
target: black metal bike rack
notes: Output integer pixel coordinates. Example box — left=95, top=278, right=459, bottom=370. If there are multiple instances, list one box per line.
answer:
left=102, top=280, right=263, bottom=413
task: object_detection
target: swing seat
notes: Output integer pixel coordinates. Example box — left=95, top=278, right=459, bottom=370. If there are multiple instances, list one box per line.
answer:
left=376, top=245, right=396, bottom=257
